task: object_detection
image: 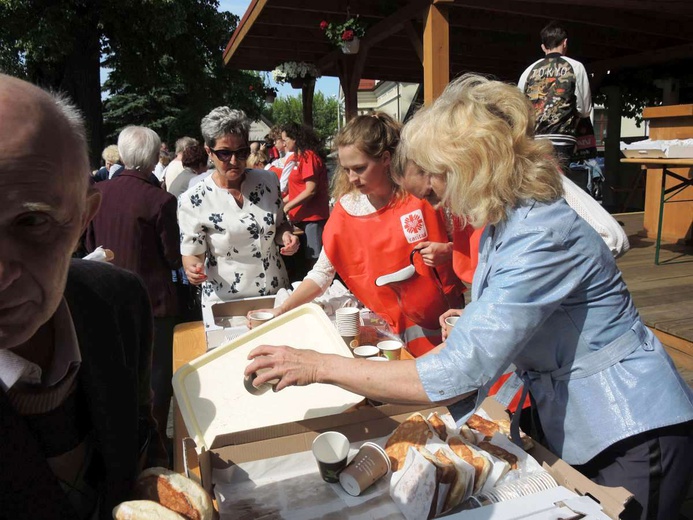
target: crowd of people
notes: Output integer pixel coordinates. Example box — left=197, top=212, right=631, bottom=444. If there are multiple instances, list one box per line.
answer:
left=1, top=18, right=692, bottom=520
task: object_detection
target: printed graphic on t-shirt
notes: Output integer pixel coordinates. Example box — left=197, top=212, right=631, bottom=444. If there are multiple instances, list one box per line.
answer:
left=524, top=57, right=578, bottom=137
left=400, top=209, right=428, bottom=243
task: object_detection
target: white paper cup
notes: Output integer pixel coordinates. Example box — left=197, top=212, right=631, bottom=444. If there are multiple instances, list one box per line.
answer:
left=248, top=311, right=274, bottom=328
left=312, top=431, right=350, bottom=483
left=377, top=340, right=403, bottom=360
left=444, top=316, right=459, bottom=336
left=353, top=345, right=379, bottom=358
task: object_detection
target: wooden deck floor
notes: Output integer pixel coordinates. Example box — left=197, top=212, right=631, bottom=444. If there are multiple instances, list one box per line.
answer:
left=616, top=212, right=693, bottom=384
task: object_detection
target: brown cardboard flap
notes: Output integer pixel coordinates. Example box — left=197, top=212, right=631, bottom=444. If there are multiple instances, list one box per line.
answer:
left=209, top=404, right=447, bottom=468
left=209, top=403, right=434, bottom=449
left=531, top=442, right=633, bottom=519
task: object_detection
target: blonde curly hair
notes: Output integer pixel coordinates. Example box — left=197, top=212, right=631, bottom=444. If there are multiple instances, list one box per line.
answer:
left=398, top=74, right=563, bottom=227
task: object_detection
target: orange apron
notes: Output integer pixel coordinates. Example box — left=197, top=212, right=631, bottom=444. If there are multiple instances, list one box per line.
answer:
left=323, top=195, right=463, bottom=356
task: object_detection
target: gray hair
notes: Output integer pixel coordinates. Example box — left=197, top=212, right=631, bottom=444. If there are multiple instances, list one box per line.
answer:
left=50, top=92, right=90, bottom=186
left=117, top=125, right=161, bottom=171
left=175, top=136, right=199, bottom=155
left=200, top=106, right=250, bottom=148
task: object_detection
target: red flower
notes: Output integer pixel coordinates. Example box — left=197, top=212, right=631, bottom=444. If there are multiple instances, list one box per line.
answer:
left=341, top=29, right=355, bottom=41
left=320, top=20, right=328, bottom=30
left=249, top=85, right=254, bottom=91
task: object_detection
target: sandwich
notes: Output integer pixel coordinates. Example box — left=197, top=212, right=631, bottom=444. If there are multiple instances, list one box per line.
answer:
left=467, top=414, right=534, bottom=450
left=113, top=500, right=186, bottom=519
left=132, top=467, right=213, bottom=520
left=477, top=441, right=519, bottom=470
left=385, top=412, right=434, bottom=471
left=418, top=447, right=457, bottom=516
left=434, top=448, right=468, bottom=512
left=447, top=436, right=491, bottom=495
left=427, top=412, right=448, bottom=441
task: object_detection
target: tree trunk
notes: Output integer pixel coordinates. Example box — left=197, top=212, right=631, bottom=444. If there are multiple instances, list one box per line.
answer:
left=59, top=1, right=104, bottom=169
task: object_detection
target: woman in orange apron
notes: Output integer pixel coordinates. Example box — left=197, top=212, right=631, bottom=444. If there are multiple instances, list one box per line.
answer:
left=256, top=113, right=463, bottom=356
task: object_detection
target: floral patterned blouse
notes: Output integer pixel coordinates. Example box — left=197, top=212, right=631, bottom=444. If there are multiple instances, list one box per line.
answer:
left=178, top=169, right=290, bottom=304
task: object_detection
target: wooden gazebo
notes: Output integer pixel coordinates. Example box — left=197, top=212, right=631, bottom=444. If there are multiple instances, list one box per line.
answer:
left=224, top=0, right=693, bottom=119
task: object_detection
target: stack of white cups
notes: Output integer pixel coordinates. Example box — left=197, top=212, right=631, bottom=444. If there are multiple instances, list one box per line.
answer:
left=335, top=307, right=361, bottom=343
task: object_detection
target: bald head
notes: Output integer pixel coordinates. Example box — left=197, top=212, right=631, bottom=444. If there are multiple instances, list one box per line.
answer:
left=0, top=74, right=100, bottom=350
left=0, top=73, right=90, bottom=193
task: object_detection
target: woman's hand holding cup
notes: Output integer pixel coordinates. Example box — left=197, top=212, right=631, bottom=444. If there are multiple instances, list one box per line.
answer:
left=439, top=308, right=463, bottom=341
left=185, top=262, right=207, bottom=286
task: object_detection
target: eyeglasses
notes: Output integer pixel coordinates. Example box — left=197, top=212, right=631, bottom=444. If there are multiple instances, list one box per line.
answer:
left=209, top=146, right=250, bottom=162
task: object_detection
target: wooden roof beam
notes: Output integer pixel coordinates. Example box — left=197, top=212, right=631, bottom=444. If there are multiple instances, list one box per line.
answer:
left=448, top=0, right=693, bottom=39
left=223, top=0, right=268, bottom=65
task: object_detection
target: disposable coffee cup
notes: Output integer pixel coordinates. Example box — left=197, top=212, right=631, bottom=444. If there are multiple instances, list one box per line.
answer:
left=444, top=316, right=459, bottom=336
left=312, top=431, right=350, bottom=483
left=339, top=442, right=391, bottom=496
left=243, top=367, right=279, bottom=395
left=377, top=340, right=403, bottom=360
left=341, top=335, right=356, bottom=347
left=353, top=345, right=379, bottom=358
left=248, top=311, right=274, bottom=328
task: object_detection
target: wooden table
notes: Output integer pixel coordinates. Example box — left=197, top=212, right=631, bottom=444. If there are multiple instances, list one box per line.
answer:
left=620, top=158, right=693, bottom=264
left=172, top=321, right=207, bottom=474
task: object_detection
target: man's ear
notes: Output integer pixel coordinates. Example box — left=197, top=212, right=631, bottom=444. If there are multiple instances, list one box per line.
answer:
left=81, top=187, right=101, bottom=232
left=541, top=44, right=548, bottom=54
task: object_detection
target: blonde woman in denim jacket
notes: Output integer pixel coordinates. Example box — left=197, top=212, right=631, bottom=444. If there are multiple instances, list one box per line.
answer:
left=246, top=75, right=693, bottom=520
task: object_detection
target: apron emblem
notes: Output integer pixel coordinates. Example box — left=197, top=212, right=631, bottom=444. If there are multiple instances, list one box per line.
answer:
left=400, top=210, right=428, bottom=243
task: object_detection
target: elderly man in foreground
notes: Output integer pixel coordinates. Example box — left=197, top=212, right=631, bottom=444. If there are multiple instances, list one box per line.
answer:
left=0, top=73, right=160, bottom=519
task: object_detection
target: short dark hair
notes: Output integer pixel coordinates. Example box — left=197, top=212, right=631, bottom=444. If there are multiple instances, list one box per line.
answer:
left=182, top=144, right=208, bottom=169
left=540, top=21, right=568, bottom=50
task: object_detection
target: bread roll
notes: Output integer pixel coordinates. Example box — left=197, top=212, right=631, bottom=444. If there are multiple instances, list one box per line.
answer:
left=113, top=500, right=185, bottom=519
left=385, top=413, right=434, bottom=471
left=134, top=468, right=213, bottom=520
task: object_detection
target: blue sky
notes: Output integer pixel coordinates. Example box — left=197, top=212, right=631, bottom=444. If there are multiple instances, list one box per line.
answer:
left=219, top=0, right=340, bottom=99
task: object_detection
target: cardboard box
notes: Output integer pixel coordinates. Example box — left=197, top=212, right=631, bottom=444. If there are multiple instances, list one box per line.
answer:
left=201, top=295, right=276, bottom=349
left=179, top=398, right=631, bottom=519
left=176, top=305, right=632, bottom=519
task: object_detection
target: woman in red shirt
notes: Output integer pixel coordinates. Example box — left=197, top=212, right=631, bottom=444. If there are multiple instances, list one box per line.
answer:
left=282, top=123, right=330, bottom=279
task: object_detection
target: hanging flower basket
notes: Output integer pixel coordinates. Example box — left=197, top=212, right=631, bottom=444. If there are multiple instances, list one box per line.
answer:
left=340, top=37, right=360, bottom=54
left=265, top=93, right=276, bottom=103
left=320, top=16, right=366, bottom=53
left=272, top=61, right=321, bottom=87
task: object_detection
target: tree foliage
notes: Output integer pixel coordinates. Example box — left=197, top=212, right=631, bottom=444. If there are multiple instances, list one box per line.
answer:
left=0, top=0, right=268, bottom=165
left=264, top=92, right=339, bottom=145
left=594, top=68, right=662, bottom=126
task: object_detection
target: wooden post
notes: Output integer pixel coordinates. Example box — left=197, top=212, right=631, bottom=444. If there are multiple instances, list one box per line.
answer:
left=423, top=1, right=450, bottom=105
left=602, top=86, right=623, bottom=209
left=301, top=77, right=316, bottom=128
left=337, top=51, right=367, bottom=122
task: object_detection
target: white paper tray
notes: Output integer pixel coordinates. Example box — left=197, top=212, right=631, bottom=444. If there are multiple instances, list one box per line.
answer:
left=173, top=303, right=362, bottom=451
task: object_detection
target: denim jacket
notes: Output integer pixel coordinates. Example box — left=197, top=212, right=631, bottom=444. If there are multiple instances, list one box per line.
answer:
left=416, top=198, right=693, bottom=465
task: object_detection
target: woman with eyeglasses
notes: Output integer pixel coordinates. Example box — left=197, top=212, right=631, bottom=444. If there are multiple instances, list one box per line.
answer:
left=177, top=107, right=299, bottom=306
left=281, top=123, right=330, bottom=280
